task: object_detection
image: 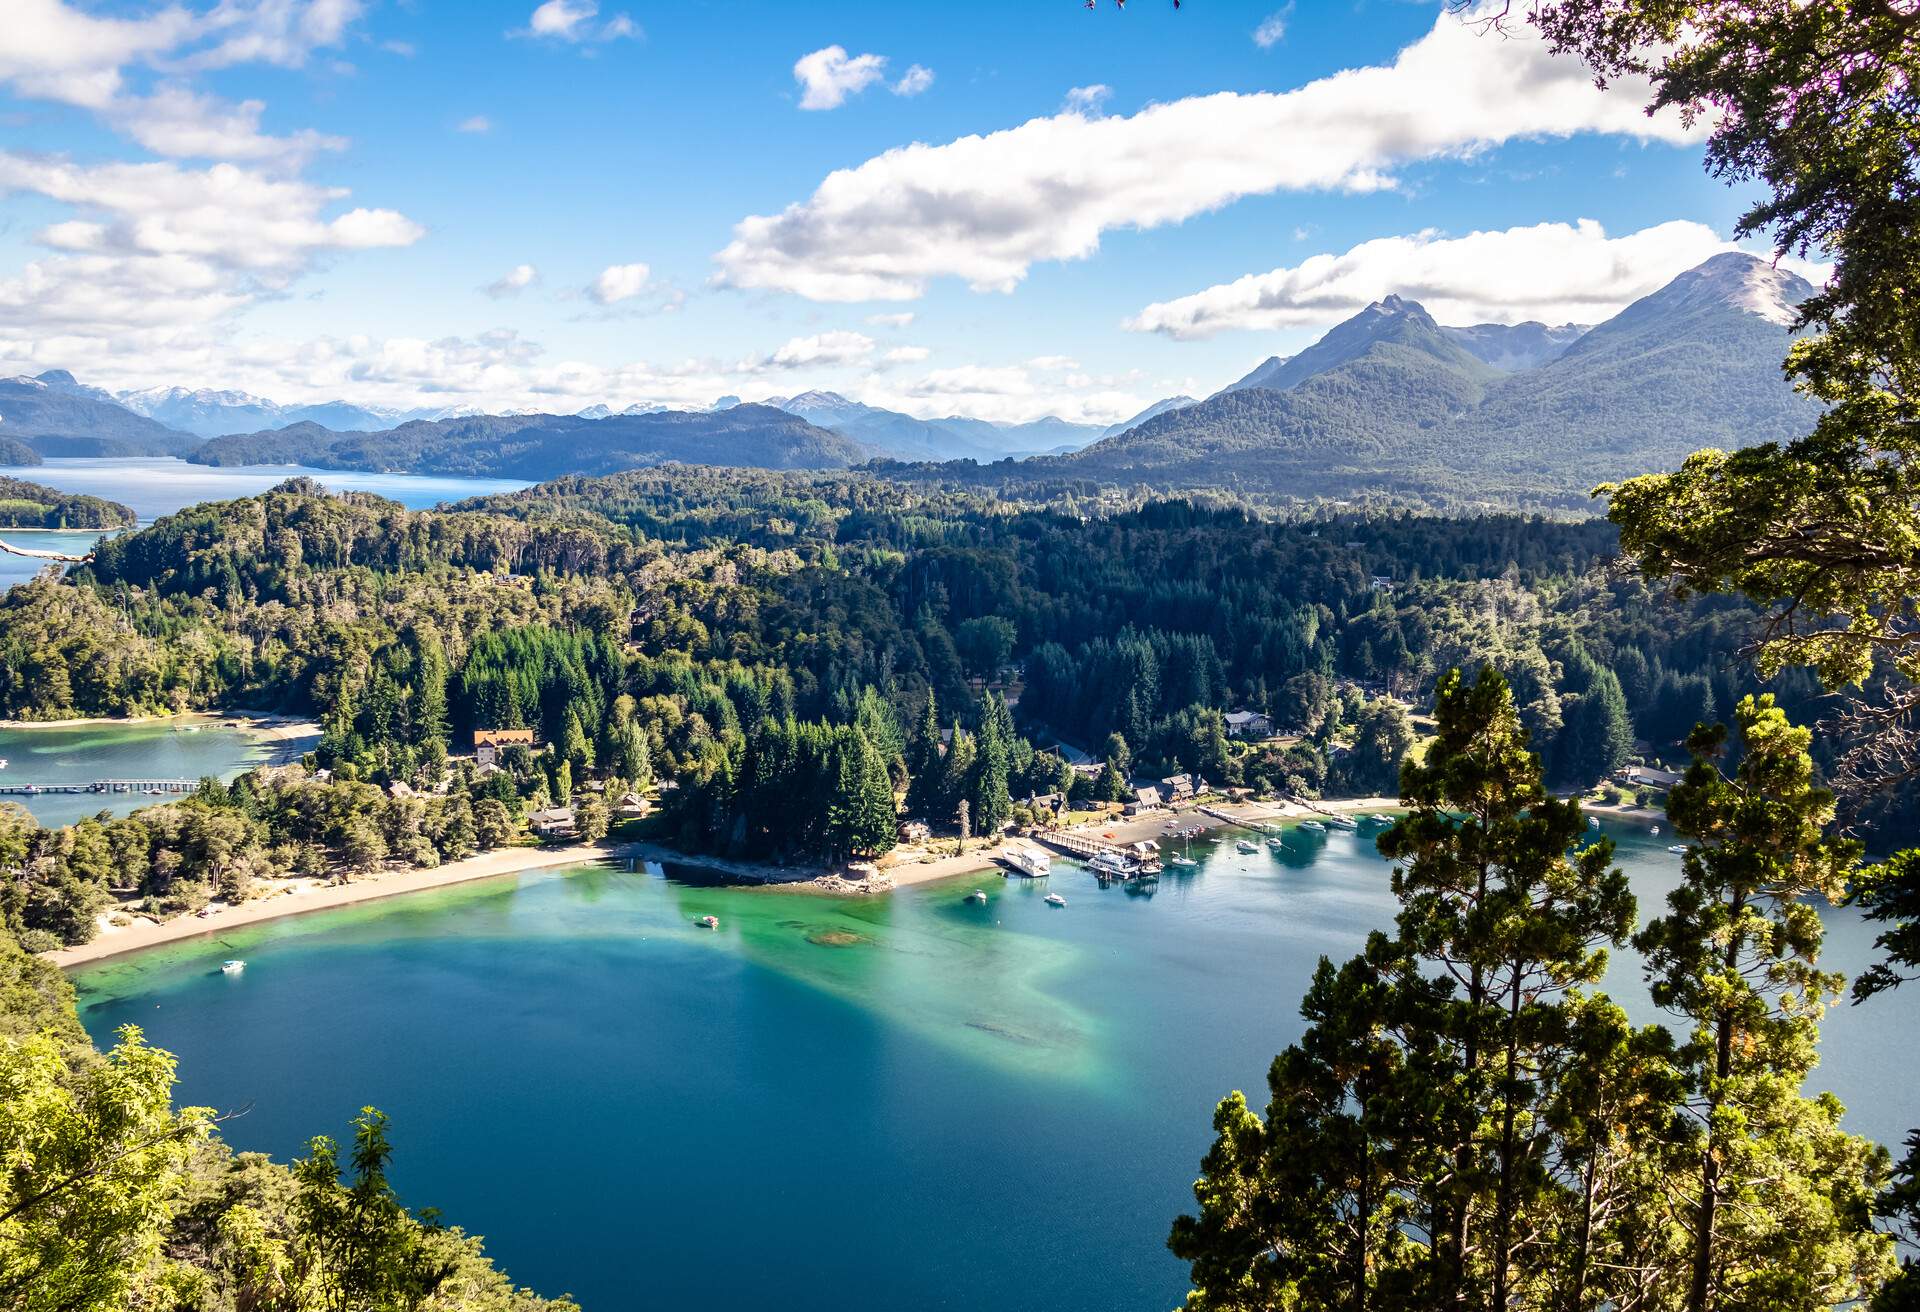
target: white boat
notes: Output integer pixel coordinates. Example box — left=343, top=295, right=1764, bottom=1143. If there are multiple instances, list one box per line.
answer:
left=1267, top=837, right=1285, bottom=851
left=966, top=889, right=988, bottom=904
left=1299, top=820, right=1327, bottom=834
left=1044, top=892, right=1067, bottom=907
left=1235, top=839, right=1259, bottom=854
left=1668, top=844, right=1688, bottom=855
left=1651, top=825, right=1662, bottom=836
left=1088, top=850, right=1138, bottom=878
left=1367, top=813, right=1394, bottom=824
left=1169, top=854, right=1197, bottom=868
left=1324, top=815, right=1358, bottom=831
left=0, top=758, right=8, bottom=770
left=1005, top=846, right=1052, bottom=878
left=1589, top=816, right=1602, bottom=829
left=221, top=960, right=245, bottom=975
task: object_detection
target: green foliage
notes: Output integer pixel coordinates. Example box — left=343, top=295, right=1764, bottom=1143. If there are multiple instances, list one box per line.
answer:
left=0, top=478, right=134, bottom=530
left=1637, top=695, right=1895, bottom=1309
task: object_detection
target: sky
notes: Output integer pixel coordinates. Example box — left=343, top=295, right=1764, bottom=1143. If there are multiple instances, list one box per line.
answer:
left=0, top=0, right=1801, bottom=426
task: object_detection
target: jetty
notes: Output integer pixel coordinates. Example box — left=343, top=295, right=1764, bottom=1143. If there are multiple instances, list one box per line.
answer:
left=0, top=778, right=198, bottom=797
left=1036, top=830, right=1131, bottom=861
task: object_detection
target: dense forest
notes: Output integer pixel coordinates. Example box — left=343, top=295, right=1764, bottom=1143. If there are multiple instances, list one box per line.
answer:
left=0, top=477, right=134, bottom=530
left=0, top=466, right=1903, bottom=948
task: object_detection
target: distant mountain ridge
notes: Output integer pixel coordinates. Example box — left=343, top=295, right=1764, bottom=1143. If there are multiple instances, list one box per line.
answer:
left=761, top=391, right=1107, bottom=462
left=1058, top=252, right=1818, bottom=505
left=187, top=405, right=869, bottom=478
left=0, top=371, right=198, bottom=458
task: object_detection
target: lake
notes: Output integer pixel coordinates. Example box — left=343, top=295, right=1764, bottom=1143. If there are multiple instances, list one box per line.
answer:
left=0, top=718, right=299, bottom=827
left=6, top=457, right=528, bottom=527
left=71, top=821, right=1916, bottom=1312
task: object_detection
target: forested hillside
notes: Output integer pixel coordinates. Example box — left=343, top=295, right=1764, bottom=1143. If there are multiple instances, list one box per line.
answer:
left=1056, top=254, right=1821, bottom=506
left=0, top=477, right=134, bottom=529
left=187, top=406, right=868, bottom=478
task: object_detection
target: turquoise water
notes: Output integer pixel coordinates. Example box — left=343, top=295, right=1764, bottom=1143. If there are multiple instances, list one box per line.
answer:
left=0, top=529, right=110, bottom=591
left=0, top=719, right=300, bottom=826
left=72, top=821, right=1916, bottom=1312
left=16, top=458, right=528, bottom=525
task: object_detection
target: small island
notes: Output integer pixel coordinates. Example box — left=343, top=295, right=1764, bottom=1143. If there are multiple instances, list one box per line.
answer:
left=0, top=475, right=134, bottom=529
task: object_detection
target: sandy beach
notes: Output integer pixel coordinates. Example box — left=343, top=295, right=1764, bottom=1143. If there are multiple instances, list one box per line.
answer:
left=47, top=840, right=635, bottom=968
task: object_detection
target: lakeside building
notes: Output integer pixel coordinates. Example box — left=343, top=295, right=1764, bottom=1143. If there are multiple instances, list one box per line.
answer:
left=530, top=806, right=576, bottom=839
left=1224, top=710, right=1272, bottom=739
left=474, top=728, right=537, bottom=768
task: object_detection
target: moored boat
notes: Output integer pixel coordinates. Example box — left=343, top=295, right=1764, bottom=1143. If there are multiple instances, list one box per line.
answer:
left=1235, top=839, right=1259, bottom=854
left=1299, top=820, right=1326, bottom=834
left=1044, top=892, right=1067, bottom=907
left=1005, top=845, right=1052, bottom=878
left=966, top=889, right=988, bottom=904
left=1088, top=850, right=1138, bottom=878
left=221, top=959, right=245, bottom=975
left=1325, top=815, right=1357, bottom=831
left=1667, top=844, right=1688, bottom=855
left=696, top=915, right=720, bottom=930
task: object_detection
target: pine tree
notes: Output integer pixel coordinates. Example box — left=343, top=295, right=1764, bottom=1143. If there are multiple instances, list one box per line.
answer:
left=970, top=691, right=1013, bottom=838
left=1377, top=666, right=1636, bottom=1308
left=1637, top=695, right=1895, bottom=1311
left=413, top=636, right=449, bottom=748
left=906, top=689, right=943, bottom=819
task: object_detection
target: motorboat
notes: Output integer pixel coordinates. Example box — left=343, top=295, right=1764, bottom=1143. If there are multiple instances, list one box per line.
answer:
left=1005, top=846, right=1052, bottom=878
left=695, top=915, right=720, bottom=930
left=1299, top=820, right=1327, bottom=834
left=1044, top=893, right=1067, bottom=907
left=1651, top=825, right=1662, bottom=836
left=966, top=889, right=988, bottom=904
left=221, top=960, right=245, bottom=975
left=1235, top=839, right=1259, bottom=854
left=1088, top=850, right=1138, bottom=878
left=1325, top=815, right=1358, bottom=831
left=1589, top=816, right=1602, bottom=829
left=1267, top=837, right=1285, bottom=851
left=1667, top=844, right=1689, bottom=855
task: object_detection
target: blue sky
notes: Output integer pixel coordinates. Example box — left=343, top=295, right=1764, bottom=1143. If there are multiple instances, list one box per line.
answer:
left=0, top=0, right=1782, bottom=424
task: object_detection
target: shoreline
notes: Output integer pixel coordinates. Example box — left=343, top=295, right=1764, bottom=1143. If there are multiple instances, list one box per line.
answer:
left=48, top=840, right=641, bottom=969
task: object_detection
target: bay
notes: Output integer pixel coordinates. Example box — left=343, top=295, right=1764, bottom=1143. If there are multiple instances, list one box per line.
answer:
left=0, top=718, right=297, bottom=826
left=71, top=821, right=1917, bottom=1312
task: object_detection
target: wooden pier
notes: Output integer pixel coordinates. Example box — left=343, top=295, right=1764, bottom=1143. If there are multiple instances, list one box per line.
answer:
left=0, top=778, right=199, bottom=797
left=1035, top=830, right=1129, bottom=861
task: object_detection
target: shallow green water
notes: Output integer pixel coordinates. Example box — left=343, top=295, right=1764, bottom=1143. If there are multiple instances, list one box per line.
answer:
left=0, top=719, right=291, bottom=826
left=73, top=821, right=1916, bottom=1312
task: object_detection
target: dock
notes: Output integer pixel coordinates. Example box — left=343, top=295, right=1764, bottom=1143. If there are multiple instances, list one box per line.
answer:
left=0, top=778, right=199, bottom=797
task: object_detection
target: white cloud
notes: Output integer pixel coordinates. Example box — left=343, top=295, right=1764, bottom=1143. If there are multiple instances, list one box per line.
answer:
left=882, top=345, right=930, bottom=364
left=717, top=6, right=1700, bottom=302
left=1063, top=84, right=1111, bottom=114
left=0, top=0, right=195, bottom=109
left=866, top=311, right=915, bottom=329
left=588, top=262, right=654, bottom=304
left=484, top=263, right=540, bottom=298
left=381, top=39, right=416, bottom=57
left=110, top=84, right=346, bottom=164
left=757, top=330, right=875, bottom=370
left=794, top=45, right=889, bottom=110
left=517, top=1, right=637, bottom=44
left=1125, top=219, right=1751, bottom=338
left=856, top=361, right=1144, bottom=426
left=893, top=64, right=934, bottom=97
left=183, top=0, right=367, bottom=71
left=1027, top=355, right=1078, bottom=371
left=457, top=114, right=492, bottom=134
left=1253, top=8, right=1291, bottom=49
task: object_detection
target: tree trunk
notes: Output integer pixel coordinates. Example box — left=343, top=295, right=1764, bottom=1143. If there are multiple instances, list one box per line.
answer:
left=1689, top=893, right=1744, bottom=1312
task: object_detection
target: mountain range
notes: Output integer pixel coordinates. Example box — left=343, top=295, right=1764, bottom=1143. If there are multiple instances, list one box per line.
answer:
left=760, top=391, right=1108, bottom=460
left=1048, top=252, right=1817, bottom=506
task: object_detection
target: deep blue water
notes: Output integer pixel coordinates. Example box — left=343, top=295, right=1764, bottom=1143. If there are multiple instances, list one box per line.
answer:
left=72, top=821, right=1916, bottom=1312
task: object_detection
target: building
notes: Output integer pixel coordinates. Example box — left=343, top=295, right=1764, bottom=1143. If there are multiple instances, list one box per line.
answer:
left=1125, top=786, right=1165, bottom=816
left=615, top=791, right=652, bottom=820
left=529, top=806, right=576, bottom=839
left=1617, top=765, right=1685, bottom=791
left=1224, top=710, right=1273, bottom=739
left=1159, top=773, right=1196, bottom=804
left=1370, top=575, right=1396, bottom=592
left=898, top=819, right=933, bottom=844
left=473, top=728, right=536, bottom=768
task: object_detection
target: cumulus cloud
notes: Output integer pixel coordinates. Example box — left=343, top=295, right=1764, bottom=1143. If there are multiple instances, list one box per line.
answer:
left=1125, top=219, right=1750, bottom=338
left=109, top=84, right=346, bottom=164
left=484, top=263, right=539, bottom=298
left=756, top=330, right=876, bottom=370
left=717, top=6, right=1700, bottom=302
left=457, top=114, right=492, bottom=134
left=588, top=262, right=654, bottom=305
left=882, top=345, right=930, bottom=365
left=893, top=64, right=934, bottom=97
left=182, top=0, right=367, bottom=71
left=793, top=45, right=889, bottom=110
left=0, top=152, right=423, bottom=384
left=517, top=1, right=637, bottom=44
left=0, top=0, right=195, bottom=108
